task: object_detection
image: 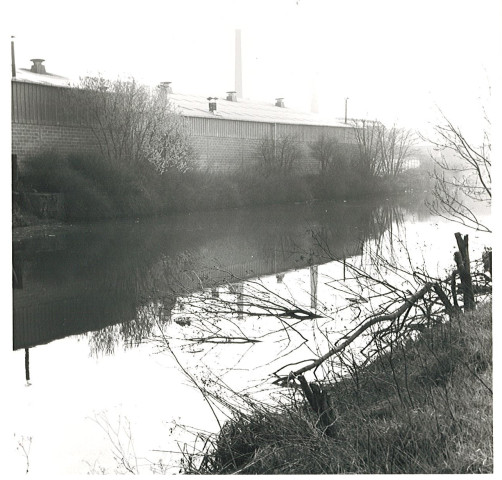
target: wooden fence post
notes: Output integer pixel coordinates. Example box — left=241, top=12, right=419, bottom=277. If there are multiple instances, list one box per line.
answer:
left=454, top=233, right=475, bottom=311
left=298, top=375, right=337, bottom=437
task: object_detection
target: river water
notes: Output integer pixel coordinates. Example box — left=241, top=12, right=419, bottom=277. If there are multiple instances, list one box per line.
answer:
left=10, top=194, right=490, bottom=474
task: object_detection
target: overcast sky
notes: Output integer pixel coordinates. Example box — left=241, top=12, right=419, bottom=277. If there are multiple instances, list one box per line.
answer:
left=6, top=0, right=502, bottom=134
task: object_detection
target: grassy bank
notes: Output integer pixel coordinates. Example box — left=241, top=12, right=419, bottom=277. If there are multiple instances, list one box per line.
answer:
left=14, top=151, right=431, bottom=222
left=186, top=301, right=492, bottom=474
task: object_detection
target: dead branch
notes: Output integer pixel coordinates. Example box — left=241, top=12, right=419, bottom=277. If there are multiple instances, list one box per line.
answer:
left=186, top=336, right=261, bottom=344
left=432, top=283, right=458, bottom=315
left=273, top=283, right=433, bottom=383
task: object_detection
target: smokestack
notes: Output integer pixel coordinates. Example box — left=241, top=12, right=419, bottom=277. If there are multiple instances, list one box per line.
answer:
left=11, top=36, right=16, bottom=78
left=30, top=59, right=46, bottom=74
left=235, top=29, right=243, bottom=98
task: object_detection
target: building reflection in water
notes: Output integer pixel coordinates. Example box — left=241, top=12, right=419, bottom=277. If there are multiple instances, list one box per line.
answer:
left=310, top=265, right=318, bottom=311
left=13, top=200, right=405, bottom=365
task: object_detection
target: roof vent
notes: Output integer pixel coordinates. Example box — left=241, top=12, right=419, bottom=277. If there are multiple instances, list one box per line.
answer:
left=226, top=91, right=237, bottom=102
left=207, top=97, right=218, bottom=112
left=159, top=81, right=173, bottom=93
left=30, top=58, right=46, bottom=74
left=275, top=97, right=285, bottom=108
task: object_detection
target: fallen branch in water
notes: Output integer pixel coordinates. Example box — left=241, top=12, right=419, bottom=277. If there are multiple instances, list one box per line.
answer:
left=187, top=335, right=261, bottom=344
left=273, top=283, right=434, bottom=384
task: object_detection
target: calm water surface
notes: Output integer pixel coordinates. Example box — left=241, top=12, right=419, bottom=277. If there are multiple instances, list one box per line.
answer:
left=10, top=195, right=490, bottom=474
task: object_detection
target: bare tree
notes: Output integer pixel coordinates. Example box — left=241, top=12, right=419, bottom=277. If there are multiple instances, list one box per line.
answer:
left=258, top=134, right=303, bottom=174
left=352, top=119, right=382, bottom=177
left=378, top=124, right=416, bottom=176
left=309, top=134, right=348, bottom=173
left=424, top=107, right=491, bottom=232
left=71, top=75, right=196, bottom=173
left=352, top=120, right=415, bottom=177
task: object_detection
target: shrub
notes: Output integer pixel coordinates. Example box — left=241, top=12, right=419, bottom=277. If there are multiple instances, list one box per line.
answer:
left=69, top=76, right=196, bottom=174
left=17, top=149, right=424, bottom=222
left=21, top=152, right=164, bottom=220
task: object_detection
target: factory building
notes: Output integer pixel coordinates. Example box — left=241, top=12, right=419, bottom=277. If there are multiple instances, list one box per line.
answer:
left=12, top=58, right=355, bottom=173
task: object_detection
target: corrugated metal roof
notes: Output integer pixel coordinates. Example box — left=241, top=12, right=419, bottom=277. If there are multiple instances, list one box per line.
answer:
left=13, top=68, right=71, bottom=87
left=168, top=92, right=350, bottom=128
left=10, top=70, right=351, bottom=128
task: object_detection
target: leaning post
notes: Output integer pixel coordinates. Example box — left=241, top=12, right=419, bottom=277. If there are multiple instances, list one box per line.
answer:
left=454, top=233, right=475, bottom=311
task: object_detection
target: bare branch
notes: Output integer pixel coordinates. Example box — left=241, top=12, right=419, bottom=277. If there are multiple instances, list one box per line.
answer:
left=273, top=283, right=434, bottom=383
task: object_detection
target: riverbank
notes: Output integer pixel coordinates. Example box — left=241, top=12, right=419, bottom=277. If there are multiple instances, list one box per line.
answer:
left=14, top=151, right=431, bottom=224
left=12, top=189, right=433, bottom=248
left=185, top=301, right=492, bottom=474
left=12, top=218, right=75, bottom=242
left=12, top=203, right=84, bottom=243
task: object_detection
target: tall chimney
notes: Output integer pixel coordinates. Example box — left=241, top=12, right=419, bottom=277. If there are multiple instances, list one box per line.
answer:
left=235, top=29, right=243, bottom=99
left=11, top=36, right=16, bottom=78
left=30, top=59, right=46, bottom=74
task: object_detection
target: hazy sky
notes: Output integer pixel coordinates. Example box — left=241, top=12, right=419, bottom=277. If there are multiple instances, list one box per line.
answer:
left=6, top=0, right=502, bottom=133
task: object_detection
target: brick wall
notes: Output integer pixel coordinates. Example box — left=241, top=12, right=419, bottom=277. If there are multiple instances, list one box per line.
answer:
left=190, top=134, right=355, bottom=174
left=12, top=123, right=99, bottom=169
left=191, top=135, right=263, bottom=172
left=12, top=121, right=356, bottom=175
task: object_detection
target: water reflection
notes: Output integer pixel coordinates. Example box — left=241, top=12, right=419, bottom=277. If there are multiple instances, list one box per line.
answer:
left=310, top=265, right=318, bottom=310
left=13, top=199, right=408, bottom=359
